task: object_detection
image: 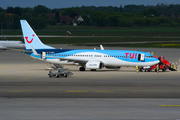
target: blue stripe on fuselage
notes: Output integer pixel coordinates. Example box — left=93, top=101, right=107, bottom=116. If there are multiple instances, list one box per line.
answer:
left=25, top=49, right=74, bottom=53
left=24, top=49, right=158, bottom=62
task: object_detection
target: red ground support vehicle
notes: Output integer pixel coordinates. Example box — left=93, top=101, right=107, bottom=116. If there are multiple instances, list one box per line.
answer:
left=139, top=56, right=177, bottom=72
left=150, top=56, right=177, bottom=72
left=151, top=56, right=169, bottom=72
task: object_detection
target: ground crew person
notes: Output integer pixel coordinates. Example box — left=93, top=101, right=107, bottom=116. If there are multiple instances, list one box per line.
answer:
left=151, top=52, right=154, bottom=56
left=175, top=63, right=177, bottom=70
left=136, top=66, right=139, bottom=73
left=171, top=63, right=174, bottom=69
left=156, top=64, right=159, bottom=73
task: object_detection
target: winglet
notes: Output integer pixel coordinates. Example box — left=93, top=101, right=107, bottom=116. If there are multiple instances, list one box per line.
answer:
left=30, top=46, right=39, bottom=56
left=100, top=44, right=104, bottom=50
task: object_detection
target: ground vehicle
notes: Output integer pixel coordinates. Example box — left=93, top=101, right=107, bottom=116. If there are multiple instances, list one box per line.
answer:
left=151, top=56, right=177, bottom=72
left=48, top=68, right=73, bottom=78
left=139, top=56, right=177, bottom=72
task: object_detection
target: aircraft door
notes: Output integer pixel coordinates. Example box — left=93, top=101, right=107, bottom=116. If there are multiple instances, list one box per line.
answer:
left=138, top=54, right=145, bottom=61
left=140, top=54, right=145, bottom=61
left=41, top=52, right=46, bottom=60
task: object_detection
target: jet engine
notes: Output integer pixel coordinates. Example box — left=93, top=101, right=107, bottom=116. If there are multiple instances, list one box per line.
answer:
left=86, top=61, right=103, bottom=69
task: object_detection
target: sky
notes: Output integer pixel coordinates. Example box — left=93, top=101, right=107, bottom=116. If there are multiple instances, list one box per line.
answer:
left=1, top=0, right=180, bottom=9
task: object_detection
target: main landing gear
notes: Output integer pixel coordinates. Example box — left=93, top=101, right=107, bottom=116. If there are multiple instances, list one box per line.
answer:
left=91, top=69, right=96, bottom=71
left=79, top=67, right=86, bottom=71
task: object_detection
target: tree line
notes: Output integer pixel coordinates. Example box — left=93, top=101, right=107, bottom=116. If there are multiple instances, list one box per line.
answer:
left=0, top=4, right=180, bottom=29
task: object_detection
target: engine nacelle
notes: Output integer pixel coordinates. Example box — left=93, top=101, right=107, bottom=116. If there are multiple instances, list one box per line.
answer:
left=41, top=52, right=46, bottom=60
left=86, top=61, right=103, bottom=69
left=105, top=66, right=121, bottom=69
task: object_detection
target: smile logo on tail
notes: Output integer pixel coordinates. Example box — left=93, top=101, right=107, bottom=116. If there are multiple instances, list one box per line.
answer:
left=25, top=34, right=34, bottom=43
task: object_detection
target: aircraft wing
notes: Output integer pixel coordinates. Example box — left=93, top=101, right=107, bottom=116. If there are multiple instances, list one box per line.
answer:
left=48, top=56, right=88, bottom=63
left=6, top=48, right=25, bottom=52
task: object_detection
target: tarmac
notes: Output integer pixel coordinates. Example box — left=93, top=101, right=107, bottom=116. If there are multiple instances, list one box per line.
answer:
left=0, top=46, right=180, bottom=120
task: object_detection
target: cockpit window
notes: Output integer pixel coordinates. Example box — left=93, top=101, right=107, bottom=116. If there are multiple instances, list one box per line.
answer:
left=146, top=56, right=153, bottom=58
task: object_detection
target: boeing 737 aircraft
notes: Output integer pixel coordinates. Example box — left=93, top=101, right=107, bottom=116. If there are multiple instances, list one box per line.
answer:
left=0, top=40, right=25, bottom=50
left=20, top=20, right=159, bottom=71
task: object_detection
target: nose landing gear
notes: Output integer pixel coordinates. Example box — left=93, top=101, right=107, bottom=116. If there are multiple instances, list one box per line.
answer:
left=79, top=67, right=86, bottom=71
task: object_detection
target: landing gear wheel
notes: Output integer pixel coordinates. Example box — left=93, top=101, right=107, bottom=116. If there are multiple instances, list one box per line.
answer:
left=79, top=67, right=85, bottom=71
left=56, top=74, right=59, bottom=78
left=64, top=74, right=67, bottom=77
left=139, top=67, right=143, bottom=72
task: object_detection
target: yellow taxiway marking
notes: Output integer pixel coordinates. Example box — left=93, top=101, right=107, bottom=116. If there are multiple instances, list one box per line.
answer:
left=65, top=90, right=113, bottom=93
left=20, top=78, right=33, bottom=79
left=4, top=77, right=33, bottom=79
left=9, top=90, right=28, bottom=92
left=95, top=90, right=113, bottom=92
left=129, top=90, right=180, bottom=92
left=65, top=90, right=88, bottom=92
left=5, top=77, right=16, bottom=79
left=159, top=105, right=180, bottom=107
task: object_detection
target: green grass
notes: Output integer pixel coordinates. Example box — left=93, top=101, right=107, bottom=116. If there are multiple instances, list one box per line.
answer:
left=5, top=37, right=180, bottom=48
left=2, top=26, right=180, bottom=36
left=81, top=42, right=180, bottom=48
left=2, top=26, right=180, bottom=48
left=37, top=27, right=180, bottom=36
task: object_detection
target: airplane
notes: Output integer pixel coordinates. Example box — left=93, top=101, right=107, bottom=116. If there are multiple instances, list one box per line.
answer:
left=0, top=40, right=25, bottom=50
left=20, top=20, right=159, bottom=71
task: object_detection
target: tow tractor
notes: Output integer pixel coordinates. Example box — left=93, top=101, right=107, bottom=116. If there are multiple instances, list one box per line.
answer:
left=48, top=68, right=73, bottom=78
left=139, top=56, right=177, bottom=72
left=47, top=64, right=73, bottom=78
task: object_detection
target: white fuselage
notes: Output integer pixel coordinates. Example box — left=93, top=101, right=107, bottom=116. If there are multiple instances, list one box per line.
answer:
left=29, top=50, right=159, bottom=68
left=0, top=41, right=25, bottom=49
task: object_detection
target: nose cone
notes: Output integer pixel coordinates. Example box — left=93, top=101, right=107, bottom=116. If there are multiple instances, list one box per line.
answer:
left=153, top=57, right=160, bottom=64
left=155, top=59, right=160, bottom=64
